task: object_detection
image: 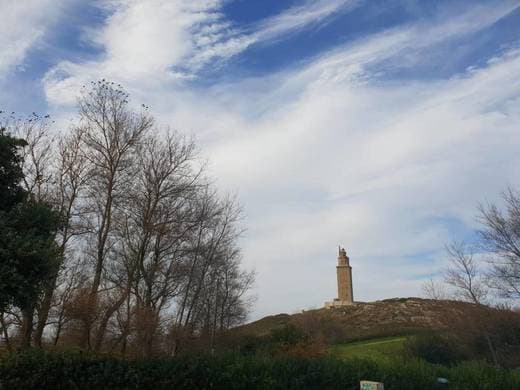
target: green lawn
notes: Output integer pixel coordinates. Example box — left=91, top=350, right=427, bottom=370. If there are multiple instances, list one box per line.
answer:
left=330, top=336, right=408, bottom=362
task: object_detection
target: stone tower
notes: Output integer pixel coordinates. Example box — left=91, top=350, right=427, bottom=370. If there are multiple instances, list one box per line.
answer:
left=336, top=247, right=353, bottom=304
left=325, top=246, right=354, bottom=308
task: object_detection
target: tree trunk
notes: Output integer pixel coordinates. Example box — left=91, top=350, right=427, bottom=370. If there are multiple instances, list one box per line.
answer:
left=34, top=275, right=58, bottom=347
left=20, top=305, right=35, bottom=349
left=0, top=312, right=12, bottom=352
left=484, top=332, right=499, bottom=366
left=93, top=289, right=129, bottom=352
left=82, top=178, right=115, bottom=350
left=143, top=311, right=157, bottom=358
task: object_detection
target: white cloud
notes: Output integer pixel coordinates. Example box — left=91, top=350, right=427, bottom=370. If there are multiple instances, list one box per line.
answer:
left=43, top=0, right=223, bottom=105
left=0, top=0, right=65, bottom=78
left=187, top=0, right=359, bottom=70
left=43, top=0, right=360, bottom=105
left=97, top=0, right=224, bottom=76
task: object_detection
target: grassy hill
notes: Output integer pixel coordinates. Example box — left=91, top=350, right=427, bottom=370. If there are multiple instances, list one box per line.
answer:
left=330, top=336, right=407, bottom=362
left=221, top=296, right=520, bottom=370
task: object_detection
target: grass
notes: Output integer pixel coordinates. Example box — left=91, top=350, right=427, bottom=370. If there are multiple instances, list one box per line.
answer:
left=330, top=336, right=408, bottom=362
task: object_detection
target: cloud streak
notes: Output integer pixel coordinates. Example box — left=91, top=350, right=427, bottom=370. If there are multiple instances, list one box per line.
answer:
left=42, top=0, right=361, bottom=105
left=187, top=0, right=359, bottom=70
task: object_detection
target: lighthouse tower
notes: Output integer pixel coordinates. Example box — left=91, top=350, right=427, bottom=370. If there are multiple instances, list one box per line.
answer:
left=325, top=247, right=354, bottom=308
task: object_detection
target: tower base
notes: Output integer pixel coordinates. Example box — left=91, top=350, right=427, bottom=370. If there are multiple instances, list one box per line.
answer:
left=324, top=299, right=354, bottom=308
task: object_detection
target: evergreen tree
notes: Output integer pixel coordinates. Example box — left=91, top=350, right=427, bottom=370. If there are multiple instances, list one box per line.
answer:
left=0, top=128, right=61, bottom=347
left=0, top=127, right=27, bottom=212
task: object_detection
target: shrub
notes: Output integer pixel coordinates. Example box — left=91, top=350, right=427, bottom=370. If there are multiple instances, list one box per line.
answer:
left=0, top=349, right=519, bottom=389
left=270, top=324, right=308, bottom=346
left=405, top=332, right=466, bottom=365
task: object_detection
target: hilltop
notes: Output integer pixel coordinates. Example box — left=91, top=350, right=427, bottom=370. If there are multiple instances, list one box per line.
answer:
left=234, top=297, right=508, bottom=343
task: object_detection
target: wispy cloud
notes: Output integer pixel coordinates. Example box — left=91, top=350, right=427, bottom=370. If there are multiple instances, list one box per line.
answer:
left=42, top=0, right=360, bottom=105
left=295, top=2, right=519, bottom=86
left=187, top=0, right=359, bottom=70
left=0, top=0, right=65, bottom=78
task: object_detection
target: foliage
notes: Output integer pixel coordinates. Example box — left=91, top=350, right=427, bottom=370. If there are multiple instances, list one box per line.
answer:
left=404, top=333, right=466, bottom=366
left=270, top=324, right=309, bottom=346
left=233, top=324, right=308, bottom=356
left=232, top=323, right=329, bottom=358
left=0, top=128, right=27, bottom=310
left=0, top=200, right=61, bottom=310
left=401, top=307, right=520, bottom=368
left=0, top=124, right=63, bottom=350
left=0, top=128, right=61, bottom=317
left=0, top=128, right=27, bottom=213
left=0, top=349, right=519, bottom=390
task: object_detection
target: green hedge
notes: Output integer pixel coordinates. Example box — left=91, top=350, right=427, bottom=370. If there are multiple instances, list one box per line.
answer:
left=1, top=349, right=519, bottom=389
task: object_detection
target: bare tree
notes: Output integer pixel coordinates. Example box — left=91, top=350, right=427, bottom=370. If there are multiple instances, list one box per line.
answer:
left=34, top=129, right=90, bottom=347
left=78, top=80, right=153, bottom=349
left=444, top=242, right=489, bottom=304
left=421, top=278, right=450, bottom=300
left=170, top=193, right=252, bottom=354
left=85, top=130, right=200, bottom=356
left=208, top=251, right=255, bottom=351
left=1, top=113, right=55, bottom=201
left=49, top=256, right=87, bottom=346
left=478, top=188, right=520, bottom=299
left=444, top=241, right=498, bottom=365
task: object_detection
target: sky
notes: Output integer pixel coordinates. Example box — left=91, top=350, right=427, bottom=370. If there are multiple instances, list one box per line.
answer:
left=1, top=0, right=520, bottom=320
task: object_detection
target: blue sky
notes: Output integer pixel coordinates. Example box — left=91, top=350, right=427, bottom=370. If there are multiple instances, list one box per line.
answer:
left=1, top=0, right=520, bottom=319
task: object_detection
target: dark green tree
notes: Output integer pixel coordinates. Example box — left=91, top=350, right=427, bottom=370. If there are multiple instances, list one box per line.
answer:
left=0, top=127, right=27, bottom=311
left=0, top=128, right=61, bottom=348
left=0, top=127, right=27, bottom=212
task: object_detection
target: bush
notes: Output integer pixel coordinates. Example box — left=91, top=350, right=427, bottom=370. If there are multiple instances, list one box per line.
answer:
left=235, top=324, right=318, bottom=357
left=0, top=349, right=519, bottom=389
left=405, top=332, right=466, bottom=365
left=270, top=324, right=309, bottom=346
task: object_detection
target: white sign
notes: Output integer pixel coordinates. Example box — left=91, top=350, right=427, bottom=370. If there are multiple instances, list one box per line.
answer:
left=360, top=380, right=384, bottom=390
